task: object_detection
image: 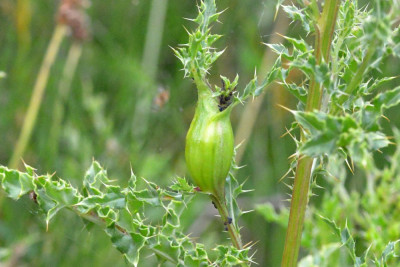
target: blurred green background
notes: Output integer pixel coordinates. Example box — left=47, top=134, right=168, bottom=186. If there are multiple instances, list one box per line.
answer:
left=1, top=0, right=399, bottom=266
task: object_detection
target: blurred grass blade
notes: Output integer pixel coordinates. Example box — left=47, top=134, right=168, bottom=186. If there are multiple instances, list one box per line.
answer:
left=9, top=24, right=67, bottom=169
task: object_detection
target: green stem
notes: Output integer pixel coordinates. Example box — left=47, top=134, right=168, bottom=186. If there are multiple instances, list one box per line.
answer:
left=305, top=78, right=322, bottom=112
left=281, top=157, right=314, bottom=267
left=281, top=1, right=340, bottom=266
left=191, top=63, right=213, bottom=98
left=210, top=194, right=248, bottom=267
left=210, top=194, right=243, bottom=250
left=9, top=24, right=66, bottom=169
left=319, top=0, right=341, bottom=62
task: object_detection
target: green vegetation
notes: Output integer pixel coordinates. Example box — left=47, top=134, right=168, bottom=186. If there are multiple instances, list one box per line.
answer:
left=1, top=0, right=400, bottom=266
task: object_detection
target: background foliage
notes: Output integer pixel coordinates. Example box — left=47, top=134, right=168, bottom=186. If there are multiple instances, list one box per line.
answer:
left=1, top=0, right=400, bottom=266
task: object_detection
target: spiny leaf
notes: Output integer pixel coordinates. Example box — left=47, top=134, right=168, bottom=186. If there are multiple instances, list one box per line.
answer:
left=375, top=240, right=400, bottom=267
left=105, top=224, right=146, bottom=267
left=0, top=161, right=252, bottom=266
left=174, top=0, right=222, bottom=79
left=290, top=110, right=390, bottom=165
left=170, top=177, right=195, bottom=193
left=320, top=216, right=363, bottom=266
left=281, top=4, right=313, bottom=32
left=0, top=167, right=34, bottom=200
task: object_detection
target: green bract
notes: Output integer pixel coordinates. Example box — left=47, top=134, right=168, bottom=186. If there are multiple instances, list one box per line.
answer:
left=185, top=89, right=234, bottom=197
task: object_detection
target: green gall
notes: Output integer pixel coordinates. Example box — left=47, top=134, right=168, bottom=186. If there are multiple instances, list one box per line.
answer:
left=185, top=90, right=234, bottom=197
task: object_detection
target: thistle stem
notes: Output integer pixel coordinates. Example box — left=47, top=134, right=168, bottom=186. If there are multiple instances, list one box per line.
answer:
left=210, top=194, right=243, bottom=249
left=210, top=194, right=249, bottom=267
left=281, top=1, right=340, bottom=266
left=281, top=157, right=314, bottom=266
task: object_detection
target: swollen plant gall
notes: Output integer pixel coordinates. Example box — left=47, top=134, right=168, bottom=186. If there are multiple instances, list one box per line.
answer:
left=185, top=89, right=234, bottom=198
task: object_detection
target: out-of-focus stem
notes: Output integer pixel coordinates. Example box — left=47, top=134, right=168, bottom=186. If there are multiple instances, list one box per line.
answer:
left=48, top=42, right=82, bottom=162
left=131, top=0, right=168, bottom=151
left=9, top=24, right=66, bottom=169
left=15, top=0, right=32, bottom=49
left=142, top=0, right=168, bottom=80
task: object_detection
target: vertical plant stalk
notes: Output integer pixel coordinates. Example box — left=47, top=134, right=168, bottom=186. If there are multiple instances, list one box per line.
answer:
left=48, top=41, right=83, bottom=161
left=132, top=0, right=168, bottom=150
left=281, top=1, right=340, bottom=266
left=9, top=25, right=66, bottom=169
left=142, top=0, right=168, bottom=81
